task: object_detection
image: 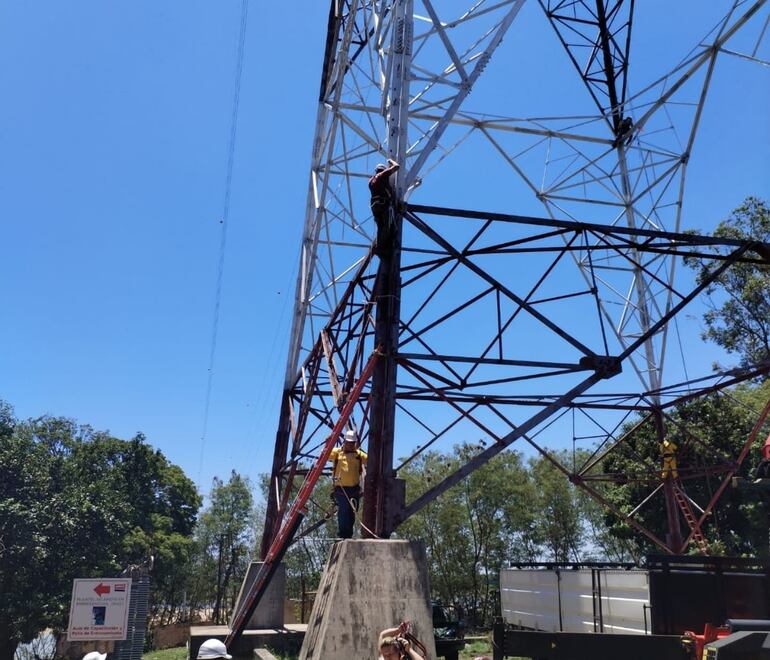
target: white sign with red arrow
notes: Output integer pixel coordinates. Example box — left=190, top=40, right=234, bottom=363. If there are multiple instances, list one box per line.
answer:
left=67, top=578, right=132, bottom=640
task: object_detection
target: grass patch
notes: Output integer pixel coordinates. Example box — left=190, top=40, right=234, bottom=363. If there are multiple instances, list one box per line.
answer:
left=142, top=647, right=188, bottom=660
left=459, top=637, right=492, bottom=659
left=266, top=652, right=297, bottom=660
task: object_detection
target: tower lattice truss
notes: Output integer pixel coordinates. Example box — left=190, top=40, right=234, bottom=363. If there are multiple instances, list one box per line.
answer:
left=262, top=0, right=770, bottom=556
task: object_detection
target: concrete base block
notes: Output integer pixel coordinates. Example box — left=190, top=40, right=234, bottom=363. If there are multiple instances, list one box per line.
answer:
left=253, top=650, right=278, bottom=660
left=299, top=539, right=436, bottom=659
left=231, top=562, right=285, bottom=630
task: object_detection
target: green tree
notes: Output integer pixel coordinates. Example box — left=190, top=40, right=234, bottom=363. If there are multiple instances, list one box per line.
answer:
left=268, top=475, right=335, bottom=620
left=0, top=406, right=201, bottom=659
left=0, top=407, right=55, bottom=660
left=70, top=431, right=201, bottom=624
left=688, top=196, right=770, bottom=370
left=576, top=486, right=639, bottom=562
left=529, top=451, right=638, bottom=563
left=257, top=467, right=347, bottom=623
left=190, top=471, right=257, bottom=624
left=528, top=455, right=585, bottom=562
left=600, top=382, right=770, bottom=557
left=399, top=445, right=538, bottom=626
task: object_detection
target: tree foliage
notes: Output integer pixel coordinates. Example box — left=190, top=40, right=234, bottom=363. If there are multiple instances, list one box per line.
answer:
left=257, top=472, right=336, bottom=620
left=0, top=405, right=201, bottom=658
left=528, top=455, right=584, bottom=562
left=601, top=381, right=770, bottom=557
left=689, top=196, right=770, bottom=370
left=593, top=195, right=770, bottom=558
left=396, top=444, right=631, bottom=627
left=398, top=446, right=535, bottom=625
left=188, top=471, right=259, bottom=625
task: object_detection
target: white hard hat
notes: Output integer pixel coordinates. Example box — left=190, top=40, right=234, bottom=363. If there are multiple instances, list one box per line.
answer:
left=197, top=639, right=232, bottom=660
left=343, top=429, right=356, bottom=443
left=82, top=652, right=107, bottom=660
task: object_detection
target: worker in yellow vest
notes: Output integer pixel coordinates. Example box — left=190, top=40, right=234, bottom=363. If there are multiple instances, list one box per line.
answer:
left=329, top=429, right=368, bottom=538
left=660, top=438, right=678, bottom=479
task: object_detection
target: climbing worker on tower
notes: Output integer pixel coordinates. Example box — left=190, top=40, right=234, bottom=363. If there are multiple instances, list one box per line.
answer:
left=613, top=115, right=634, bottom=148
left=660, top=438, right=678, bottom=479
left=369, top=158, right=400, bottom=258
left=329, top=429, right=368, bottom=538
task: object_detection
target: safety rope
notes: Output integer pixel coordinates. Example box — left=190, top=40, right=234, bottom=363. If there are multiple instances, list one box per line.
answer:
left=334, top=479, right=381, bottom=539
left=330, top=441, right=382, bottom=539
left=197, top=0, right=251, bottom=488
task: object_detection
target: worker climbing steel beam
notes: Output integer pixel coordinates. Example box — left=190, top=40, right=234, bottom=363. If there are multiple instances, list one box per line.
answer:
left=225, top=345, right=382, bottom=649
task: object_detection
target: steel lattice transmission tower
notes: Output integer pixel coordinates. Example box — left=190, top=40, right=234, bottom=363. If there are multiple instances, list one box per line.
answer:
left=260, top=0, right=770, bottom=558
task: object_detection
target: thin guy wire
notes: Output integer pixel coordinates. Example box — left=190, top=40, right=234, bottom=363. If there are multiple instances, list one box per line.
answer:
left=198, top=0, right=251, bottom=488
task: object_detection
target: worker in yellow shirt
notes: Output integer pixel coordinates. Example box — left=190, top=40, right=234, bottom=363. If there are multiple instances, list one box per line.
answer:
left=329, top=429, right=368, bottom=538
left=660, top=438, right=678, bottom=479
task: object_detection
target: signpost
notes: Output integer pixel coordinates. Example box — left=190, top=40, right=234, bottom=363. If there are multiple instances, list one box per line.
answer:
left=67, top=579, right=132, bottom=641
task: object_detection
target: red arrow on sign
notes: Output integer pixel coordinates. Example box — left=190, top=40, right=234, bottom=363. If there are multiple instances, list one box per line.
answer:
left=94, top=583, right=111, bottom=597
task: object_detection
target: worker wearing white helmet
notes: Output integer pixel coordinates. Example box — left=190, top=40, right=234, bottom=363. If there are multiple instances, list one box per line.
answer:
left=197, top=638, right=232, bottom=660
left=328, top=429, right=368, bottom=538
left=82, top=652, right=107, bottom=660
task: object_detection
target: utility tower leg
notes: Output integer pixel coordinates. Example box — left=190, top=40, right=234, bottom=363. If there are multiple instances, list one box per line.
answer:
left=260, top=394, right=293, bottom=558
left=364, top=232, right=404, bottom=538
left=362, top=0, right=412, bottom=538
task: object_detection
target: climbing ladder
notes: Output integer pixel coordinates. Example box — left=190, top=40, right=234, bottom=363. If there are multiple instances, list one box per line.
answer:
left=678, top=396, right=770, bottom=553
left=224, top=347, right=381, bottom=648
left=672, top=480, right=709, bottom=554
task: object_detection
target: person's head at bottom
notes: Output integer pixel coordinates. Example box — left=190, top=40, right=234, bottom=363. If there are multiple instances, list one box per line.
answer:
left=197, top=639, right=232, bottom=660
left=82, top=652, right=107, bottom=660
left=379, top=636, right=407, bottom=660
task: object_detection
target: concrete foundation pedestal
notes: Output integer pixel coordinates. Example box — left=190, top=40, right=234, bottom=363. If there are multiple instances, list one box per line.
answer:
left=300, top=539, right=436, bottom=659
left=231, top=562, right=285, bottom=629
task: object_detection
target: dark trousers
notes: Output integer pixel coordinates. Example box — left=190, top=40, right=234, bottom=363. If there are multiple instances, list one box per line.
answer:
left=334, top=486, right=360, bottom=539
left=371, top=201, right=393, bottom=257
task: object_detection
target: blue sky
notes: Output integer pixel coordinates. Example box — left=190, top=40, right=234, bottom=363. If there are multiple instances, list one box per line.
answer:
left=1, top=1, right=768, bottom=497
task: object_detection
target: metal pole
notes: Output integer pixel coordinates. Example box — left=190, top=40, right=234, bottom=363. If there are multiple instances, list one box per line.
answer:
left=260, top=394, right=292, bottom=559
left=363, top=226, right=403, bottom=537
